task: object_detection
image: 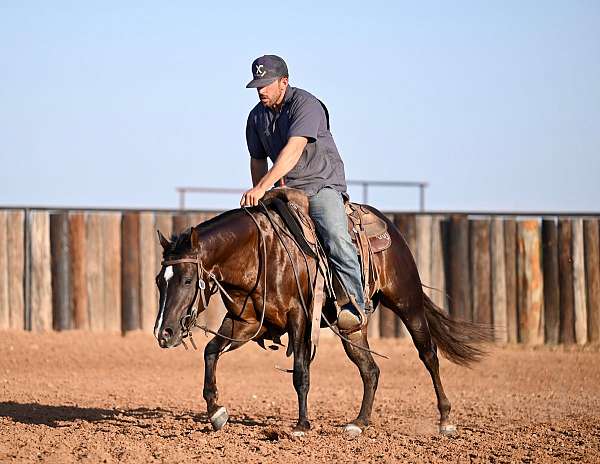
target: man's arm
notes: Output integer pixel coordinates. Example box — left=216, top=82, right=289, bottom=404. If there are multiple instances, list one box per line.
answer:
left=250, top=158, right=268, bottom=187
left=241, top=136, right=308, bottom=206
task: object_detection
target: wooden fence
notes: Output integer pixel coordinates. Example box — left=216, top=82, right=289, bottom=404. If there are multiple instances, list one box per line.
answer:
left=0, top=208, right=599, bottom=345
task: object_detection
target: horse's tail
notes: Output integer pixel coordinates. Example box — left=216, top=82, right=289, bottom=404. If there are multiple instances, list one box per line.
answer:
left=423, top=293, right=495, bottom=367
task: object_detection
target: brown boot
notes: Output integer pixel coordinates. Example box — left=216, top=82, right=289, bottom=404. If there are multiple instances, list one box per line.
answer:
left=337, top=295, right=366, bottom=333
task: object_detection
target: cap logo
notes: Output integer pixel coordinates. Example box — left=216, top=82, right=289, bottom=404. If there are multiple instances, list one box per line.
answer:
left=255, top=64, right=266, bottom=77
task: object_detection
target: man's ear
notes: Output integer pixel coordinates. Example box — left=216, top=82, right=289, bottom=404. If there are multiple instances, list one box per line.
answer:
left=190, top=226, right=200, bottom=251
left=157, top=230, right=170, bottom=251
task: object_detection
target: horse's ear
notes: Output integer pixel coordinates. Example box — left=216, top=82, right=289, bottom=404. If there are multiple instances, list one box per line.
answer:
left=157, top=230, right=170, bottom=251
left=190, top=226, right=200, bottom=251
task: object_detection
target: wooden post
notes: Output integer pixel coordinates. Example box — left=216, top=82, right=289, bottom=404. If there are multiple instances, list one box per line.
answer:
left=447, top=214, right=471, bottom=321
left=69, top=213, right=88, bottom=329
left=30, top=211, right=53, bottom=331
left=558, top=219, right=575, bottom=344
left=542, top=218, right=560, bottom=344
left=139, top=212, right=157, bottom=334
left=122, top=213, right=141, bottom=332
left=155, top=212, right=173, bottom=263
left=572, top=219, right=587, bottom=345
left=470, top=219, right=492, bottom=325
left=7, top=211, right=25, bottom=329
left=103, top=213, right=121, bottom=332
left=367, top=303, right=381, bottom=339
left=430, top=215, right=447, bottom=309
left=50, top=213, right=71, bottom=331
left=517, top=220, right=544, bottom=345
left=172, top=214, right=190, bottom=235
left=491, top=217, right=507, bottom=343
left=393, top=214, right=416, bottom=337
left=0, top=211, right=8, bottom=329
left=86, top=214, right=105, bottom=331
left=504, top=219, right=518, bottom=343
left=584, top=219, right=600, bottom=344
left=416, top=215, right=432, bottom=296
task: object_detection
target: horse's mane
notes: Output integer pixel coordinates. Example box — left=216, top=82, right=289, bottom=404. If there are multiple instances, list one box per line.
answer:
left=166, top=208, right=244, bottom=256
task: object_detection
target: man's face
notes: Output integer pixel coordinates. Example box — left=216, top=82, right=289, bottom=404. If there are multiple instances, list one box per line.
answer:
left=257, top=77, right=288, bottom=109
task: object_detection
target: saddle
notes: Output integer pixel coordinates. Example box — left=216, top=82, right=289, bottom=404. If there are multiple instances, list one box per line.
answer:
left=262, top=187, right=391, bottom=304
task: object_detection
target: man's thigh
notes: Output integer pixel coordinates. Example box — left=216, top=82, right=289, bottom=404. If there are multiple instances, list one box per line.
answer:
left=308, top=187, right=348, bottom=239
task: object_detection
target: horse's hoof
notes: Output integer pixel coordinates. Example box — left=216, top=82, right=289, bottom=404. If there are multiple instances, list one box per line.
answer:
left=439, top=423, right=457, bottom=436
left=344, top=423, right=363, bottom=437
left=291, top=430, right=305, bottom=438
left=210, top=406, right=229, bottom=431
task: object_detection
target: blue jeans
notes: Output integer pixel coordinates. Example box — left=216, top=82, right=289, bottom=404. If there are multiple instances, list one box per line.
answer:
left=308, top=187, right=365, bottom=309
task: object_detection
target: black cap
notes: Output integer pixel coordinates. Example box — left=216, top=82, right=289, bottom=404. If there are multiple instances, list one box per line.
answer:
left=246, top=55, right=289, bottom=88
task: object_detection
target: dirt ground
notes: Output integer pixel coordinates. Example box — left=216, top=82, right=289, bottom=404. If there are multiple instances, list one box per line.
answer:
left=0, top=331, right=599, bottom=464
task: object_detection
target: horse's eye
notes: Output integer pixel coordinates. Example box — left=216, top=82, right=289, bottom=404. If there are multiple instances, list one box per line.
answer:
left=184, top=278, right=193, bottom=286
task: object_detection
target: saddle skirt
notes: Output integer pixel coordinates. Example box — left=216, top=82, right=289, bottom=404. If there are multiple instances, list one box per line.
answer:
left=262, top=187, right=391, bottom=302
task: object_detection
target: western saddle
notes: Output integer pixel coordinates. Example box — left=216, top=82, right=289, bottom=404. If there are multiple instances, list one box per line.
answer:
left=262, top=187, right=391, bottom=340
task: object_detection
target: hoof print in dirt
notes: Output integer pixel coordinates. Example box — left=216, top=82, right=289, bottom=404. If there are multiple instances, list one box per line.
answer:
left=439, top=424, right=457, bottom=436
left=344, top=423, right=363, bottom=437
left=210, top=407, right=229, bottom=431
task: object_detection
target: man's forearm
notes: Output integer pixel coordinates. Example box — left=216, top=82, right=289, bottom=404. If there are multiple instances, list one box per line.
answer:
left=255, top=137, right=307, bottom=189
left=250, top=158, right=268, bottom=187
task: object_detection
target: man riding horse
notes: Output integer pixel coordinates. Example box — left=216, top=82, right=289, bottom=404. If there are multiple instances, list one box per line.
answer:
left=240, top=54, right=365, bottom=332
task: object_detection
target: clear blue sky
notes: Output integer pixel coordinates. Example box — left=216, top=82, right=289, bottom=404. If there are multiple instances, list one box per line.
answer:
left=1, top=1, right=598, bottom=212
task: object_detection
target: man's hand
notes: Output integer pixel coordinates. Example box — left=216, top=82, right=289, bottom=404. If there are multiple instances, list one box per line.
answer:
left=240, top=185, right=267, bottom=207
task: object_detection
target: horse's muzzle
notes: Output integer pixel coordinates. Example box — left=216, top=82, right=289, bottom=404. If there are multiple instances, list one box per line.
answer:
left=157, top=327, right=176, bottom=348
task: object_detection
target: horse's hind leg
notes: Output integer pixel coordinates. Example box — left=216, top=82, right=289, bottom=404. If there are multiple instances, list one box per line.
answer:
left=395, top=305, right=455, bottom=435
left=340, top=327, right=380, bottom=436
left=203, top=316, right=265, bottom=431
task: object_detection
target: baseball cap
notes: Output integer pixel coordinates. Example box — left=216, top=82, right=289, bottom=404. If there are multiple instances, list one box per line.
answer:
left=246, top=55, right=289, bottom=88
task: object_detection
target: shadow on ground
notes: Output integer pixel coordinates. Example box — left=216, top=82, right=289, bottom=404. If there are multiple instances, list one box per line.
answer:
left=0, top=401, right=209, bottom=427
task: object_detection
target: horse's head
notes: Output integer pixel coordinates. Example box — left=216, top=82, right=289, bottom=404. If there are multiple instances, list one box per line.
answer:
left=154, top=227, right=203, bottom=348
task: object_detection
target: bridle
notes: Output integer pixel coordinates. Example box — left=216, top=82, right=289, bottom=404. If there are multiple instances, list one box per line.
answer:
left=158, top=206, right=268, bottom=350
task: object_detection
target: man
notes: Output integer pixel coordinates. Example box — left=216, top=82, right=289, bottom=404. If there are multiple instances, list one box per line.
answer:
left=240, top=54, right=365, bottom=330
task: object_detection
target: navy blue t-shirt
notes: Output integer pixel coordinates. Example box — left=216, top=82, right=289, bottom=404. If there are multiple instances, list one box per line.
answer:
left=246, top=86, right=347, bottom=196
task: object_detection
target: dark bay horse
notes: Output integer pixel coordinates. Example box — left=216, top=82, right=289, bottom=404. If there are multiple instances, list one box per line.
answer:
left=154, top=203, right=491, bottom=437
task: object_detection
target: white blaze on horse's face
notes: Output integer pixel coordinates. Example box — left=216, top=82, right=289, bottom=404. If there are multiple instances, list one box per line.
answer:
left=154, top=265, right=174, bottom=339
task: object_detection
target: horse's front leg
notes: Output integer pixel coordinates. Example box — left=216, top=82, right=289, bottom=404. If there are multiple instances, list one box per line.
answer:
left=203, top=316, right=265, bottom=431
left=291, top=321, right=312, bottom=437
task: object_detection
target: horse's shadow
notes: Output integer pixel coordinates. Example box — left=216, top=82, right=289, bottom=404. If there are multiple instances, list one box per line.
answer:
left=0, top=401, right=269, bottom=429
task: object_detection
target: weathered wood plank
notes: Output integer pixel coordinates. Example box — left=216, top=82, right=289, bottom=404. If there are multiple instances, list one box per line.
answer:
left=122, top=213, right=141, bottom=332
left=470, top=219, right=492, bottom=325
left=516, top=220, right=544, bottom=345
left=0, top=212, right=9, bottom=329
left=30, top=211, right=53, bottom=331
left=50, top=213, right=71, bottom=330
left=86, top=214, right=105, bottom=332
left=416, top=215, right=432, bottom=298
left=139, top=212, right=157, bottom=334
left=491, top=218, right=507, bottom=343
left=504, top=219, right=518, bottom=343
left=430, top=215, right=447, bottom=309
left=7, top=211, right=25, bottom=329
left=447, top=214, right=471, bottom=322
left=69, top=213, right=88, bottom=330
left=393, top=214, right=417, bottom=337
left=542, top=218, right=560, bottom=345
left=558, top=219, right=575, bottom=345
left=572, top=219, right=587, bottom=345
left=103, top=213, right=122, bottom=332
left=584, top=219, right=600, bottom=344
